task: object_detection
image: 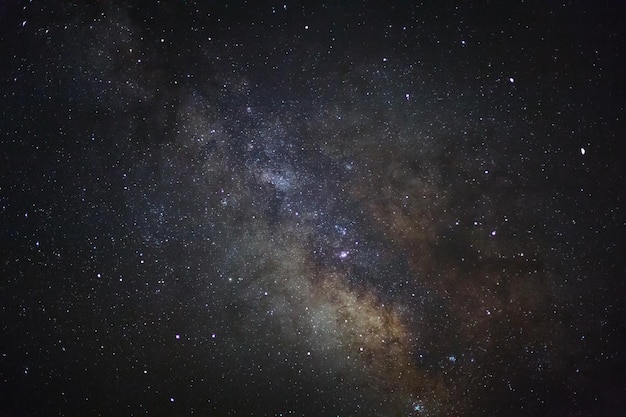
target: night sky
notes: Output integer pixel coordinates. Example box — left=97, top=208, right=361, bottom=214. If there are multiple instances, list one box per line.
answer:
left=1, top=1, right=625, bottom=416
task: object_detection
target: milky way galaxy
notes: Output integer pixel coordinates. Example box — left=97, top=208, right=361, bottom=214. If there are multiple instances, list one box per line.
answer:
left=1, top=2, right=625, bottom=416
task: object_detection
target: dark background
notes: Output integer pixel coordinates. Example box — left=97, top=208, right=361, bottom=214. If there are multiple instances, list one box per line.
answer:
left=1, top=1, right=625, bottom=416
